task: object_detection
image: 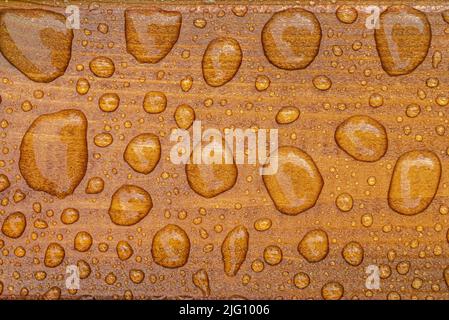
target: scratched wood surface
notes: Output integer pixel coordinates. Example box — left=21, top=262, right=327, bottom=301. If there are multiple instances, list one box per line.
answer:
left=0, top=0, right=449, bottom=300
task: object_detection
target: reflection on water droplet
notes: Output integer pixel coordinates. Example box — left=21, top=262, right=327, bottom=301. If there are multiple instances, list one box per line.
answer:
left=262, top=8, right=321, bottom=70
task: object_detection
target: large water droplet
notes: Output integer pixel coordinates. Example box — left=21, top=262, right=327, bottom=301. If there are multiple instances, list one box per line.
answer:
left=262, top=8, right=321, bottom=70
left=186, top=141, right=238, bottom=198
left=151, top=224, right=190, bottom=268
left=108, top=184, right=153, bottom=226
left=388, top=150, right=441, bottom=215
left=1, top=211, right=26, bottom=238
left=335, top=115, right=388, bottom=162
left=19, top=109, right=88, bottom=198
left=298, top=229, right=329, bottom=263
left=263, top=146, right=323, bottom=215
left=125, top=8, right=182, bottom=63
left=0, top=9, right=73, bottom=82
left=221, top=225, right=249, bottom=276
left=375, top=5, right=431, bottom=76
left=202, top=37, right=242, bottom=87
left=124, top=133, right=161, bottom=174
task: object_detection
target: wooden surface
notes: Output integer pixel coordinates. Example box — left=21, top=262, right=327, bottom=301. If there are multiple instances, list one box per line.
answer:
left=0, top=0, right=449, bottom=300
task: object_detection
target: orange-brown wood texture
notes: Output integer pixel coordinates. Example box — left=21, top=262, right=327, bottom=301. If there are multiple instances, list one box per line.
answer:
left=0, top=0, right=449, bottom=300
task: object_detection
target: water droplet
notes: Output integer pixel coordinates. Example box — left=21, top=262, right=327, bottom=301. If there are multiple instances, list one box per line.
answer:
left=124, top=133, right=161, bottom=174
left=108, top=184, right=153, bottom=226
left=342, top=241, right=364, bottom=266
left=60, top=208, right=79, bottom=225
left=89, top=56, right=115, bottom=78
left=193, top=18, right=207, bottom=29
left=1, top=212, right=26, bottom=238
left=321, top=282, right=344, bottom=300
left=298, top=229, right=329, bottom=263
left=375, top=5, right=431, bottom=76
left=143, top=91, right=166, bottom=114
left=263, top=245, right=283, bottom=266
left=263, top=146, right=323, bottom=215
left=43, top=287, right=61, bottom=300
left=202, top=37, right=242, bottom=87
left=293, top=272, right=310, bottom=289
left=186, top=140, right=238, bottom=198
left=335, top=115, right=388, bottom=162
left=85, top=177, right=104, bottom=194
left=125, top=8, right=182, bottom=63
left=76, top=78, right=90, bottom=95
left=151, top=224, right=190, bottom=268
left=388, top=150, right=441, bottom=215
left=0, top=9, right=73, bottom=82
left=99, top=93, right=120, bottom=112
left=94, top=132, right=113, bottom=147
left=0, top=174, right=10, bottom=192
left=129, top=269, right=145, bottom=284
left=174, top=104, right=195, bottom=129
left=254, top=218, right=272, bottom=232
left=74, top=231, right=93, bottom=252
left=262, top=8, right=321, bottom=70
left=275, top=106, right=300, bottom=124
left=44, top=242, right=65, bottom=268
left=221, top=225, right=249, bottom=276
left=116, top=240, right=133, bottom=261
left=180, top=76, right=193, bottom=92
left=336, top=192, right=353, bottom=212
left=77, top=260, right=91, bottom=279
left=192, top=269, right=210, bottom=296
left=19, top=109, right=88, bottom=198
left=232, top=5, right=248, bottom=17
left=369, top=93, right=384, bottom=108
left=336, top=5, right=358, bottom=24
left=255, top=75, right=270, bottom=91
left=405, top=103, right=421, bottom=118
left=312, top=75, right=332, bottom=91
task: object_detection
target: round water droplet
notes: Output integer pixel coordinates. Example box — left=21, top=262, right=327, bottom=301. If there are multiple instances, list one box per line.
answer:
left=99, top=93, right=120, bottom=112
left=124, top=133, right=161, bottom=174
left=1, top=212, right=26, bottom=238
left=174, top=104, right=195, bottom=129
left=262, top=8, right=321, bottom=70
left=85, top=177, right=104, bottom=194
left=60, top=208, right=79, bottom=225
left=336, top=192, right=353, bottom=212
left=254, top=218, right=272, bottom=232
left=108, top=184, right=153, bottom=226
left=298, top=229, right=329, bottom=263
left=375, top=5, right=431, bottom=76
left=263, top=146, right=323, bottom=215
left=388, top=150, right=441, bottom=215
left=94, top=132, right=113, bottom=147
left=202, top=37, right=242, bottom=87
left=151, top=224, right=190, bottom=268
left=44, top=242, right=65, bottom=268
left=89, top=56, right=115, bottom=78
left=255, top=75, right=270, bottom=91
left=335, top=115, right=388, bottom=162
left=312, top=75, right=332, bottom=91
left=321, top=282, right=344, bottom=300
left=263, top=245, right=283, bottom=266
left=336, top=5, right=358, bottom=24
left=143, top=91, right=167, bottom=114
left=276, top=106, right=300, bottom=124
left=342, top=241, right=364, bottom=266
left=74, top=231, right=93, bottom=252
left=116, top=240, right=133, bottom=261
